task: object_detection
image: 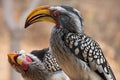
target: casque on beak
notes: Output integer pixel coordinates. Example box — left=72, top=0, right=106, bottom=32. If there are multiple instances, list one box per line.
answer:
left=25, top=6, right=56, bottom=28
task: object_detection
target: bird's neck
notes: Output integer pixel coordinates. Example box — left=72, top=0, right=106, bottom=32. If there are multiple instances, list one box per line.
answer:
left=50, top=27, right=84, bottom=79
left=58, top=18, right=83, bottom=33
left=22, top=62, right=48, bottom=80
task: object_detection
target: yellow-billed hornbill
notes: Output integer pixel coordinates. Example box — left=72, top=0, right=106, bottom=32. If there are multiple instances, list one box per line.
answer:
left=25, top=5, right=116, bottom=80
left=8, top=48, right=70, bottom=80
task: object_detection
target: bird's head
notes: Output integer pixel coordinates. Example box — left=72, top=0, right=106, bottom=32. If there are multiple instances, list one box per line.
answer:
left=8, top=50, right=45, bottom=74
left=25, top=5, right=83, bottom=33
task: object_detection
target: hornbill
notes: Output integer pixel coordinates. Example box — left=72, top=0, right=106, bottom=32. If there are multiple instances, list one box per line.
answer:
left=8, top=48, right=70, bottom=80
left=25, top=5, right=116, bottom=80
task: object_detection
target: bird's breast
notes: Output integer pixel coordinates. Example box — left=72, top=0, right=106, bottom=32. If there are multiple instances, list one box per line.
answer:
left=50, top=30, right=84, bottom=80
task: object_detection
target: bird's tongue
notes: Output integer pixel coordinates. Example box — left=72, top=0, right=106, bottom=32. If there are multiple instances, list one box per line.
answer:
left=22, top=56, right=32, bottom=71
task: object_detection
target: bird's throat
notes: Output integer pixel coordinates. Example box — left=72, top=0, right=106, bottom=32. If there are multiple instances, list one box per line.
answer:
left=56, top=22, right=60, bottom=28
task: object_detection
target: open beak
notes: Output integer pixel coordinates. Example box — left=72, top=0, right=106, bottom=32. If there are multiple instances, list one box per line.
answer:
left=8, top=53, right=22, bottom=66
left=25, top=6, right=56, bottom=28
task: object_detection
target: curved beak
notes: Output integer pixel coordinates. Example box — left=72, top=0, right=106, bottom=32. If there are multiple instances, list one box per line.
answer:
left=8, top=53, right=22, bottom=66
left=25, top=6, right=56, bottom=28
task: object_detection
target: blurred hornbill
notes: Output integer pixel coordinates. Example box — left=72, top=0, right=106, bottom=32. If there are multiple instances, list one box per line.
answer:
left=25, top=5, right=116, bottom=80
left=8, top=48, right=70, bottom=80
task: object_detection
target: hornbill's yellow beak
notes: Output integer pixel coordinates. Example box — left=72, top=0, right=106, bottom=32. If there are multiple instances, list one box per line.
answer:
left=25, top=6, right=56, bottom=28
left=8, top=53, right=22, bottom=66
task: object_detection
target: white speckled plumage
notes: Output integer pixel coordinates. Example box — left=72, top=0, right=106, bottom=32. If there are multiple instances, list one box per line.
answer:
left=8, top=49, right=71, bottom=80
left=49, top=6, right=116, bottom=80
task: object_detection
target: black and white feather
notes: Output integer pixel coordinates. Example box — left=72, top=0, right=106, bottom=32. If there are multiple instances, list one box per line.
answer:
left=49, top=5, right=116, bottom=80
left=8, top=49, right=70, bottom=80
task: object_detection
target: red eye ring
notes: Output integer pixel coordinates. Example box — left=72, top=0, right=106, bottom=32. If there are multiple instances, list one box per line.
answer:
left=53, top=10, right=60, bottom=17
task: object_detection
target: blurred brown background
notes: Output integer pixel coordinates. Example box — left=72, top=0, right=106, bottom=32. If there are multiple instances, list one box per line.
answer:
left=0, top=0, right=120, bottom=80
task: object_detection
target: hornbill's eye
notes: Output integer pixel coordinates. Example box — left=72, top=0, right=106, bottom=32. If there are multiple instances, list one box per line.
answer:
left=26, top=55, right=34, bottom=62
left=52, top=10, right=60, bottom=17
